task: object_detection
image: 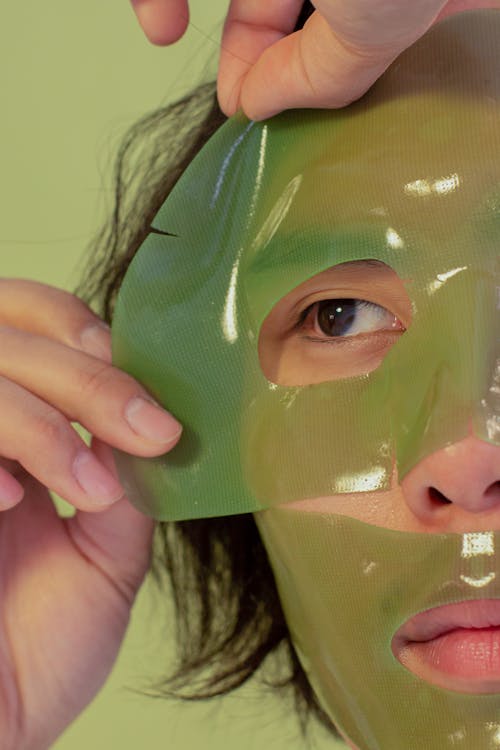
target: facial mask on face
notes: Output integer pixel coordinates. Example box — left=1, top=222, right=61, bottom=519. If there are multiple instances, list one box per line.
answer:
left=111, top=10, right=500, bottom=521
left=256, top=508, right=500, bottom=750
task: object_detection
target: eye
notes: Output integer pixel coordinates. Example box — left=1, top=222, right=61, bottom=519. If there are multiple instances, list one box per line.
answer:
left=257, top=260, right=411, bottom=386
left=299, top=298, right=403, bottom=341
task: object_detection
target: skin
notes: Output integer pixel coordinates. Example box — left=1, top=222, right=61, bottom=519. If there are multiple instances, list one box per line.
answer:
left=0, top=282, right=181, bottom=750
left=129, top=0, right=500, bottom=119
left=1, top=4, right=498, bottom=750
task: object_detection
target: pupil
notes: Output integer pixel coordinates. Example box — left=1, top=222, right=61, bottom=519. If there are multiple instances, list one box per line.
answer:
left=317, top=299, right=356, bottom=336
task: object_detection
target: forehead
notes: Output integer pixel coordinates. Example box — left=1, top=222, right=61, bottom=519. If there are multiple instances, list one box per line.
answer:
left=242, top=96, right=500, bottom=333
left=244, top=96, right=500, bottom=302
left=260, top=98, right=500, bottom=228
left=246, top=9, right=500, bottom=270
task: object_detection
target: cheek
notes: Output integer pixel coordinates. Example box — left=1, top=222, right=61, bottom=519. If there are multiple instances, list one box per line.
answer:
left=267, top=337, right=391, bottom=386
left=259, top=327, right=403, bottom=386
left=283, top=484, right=426, bottom=533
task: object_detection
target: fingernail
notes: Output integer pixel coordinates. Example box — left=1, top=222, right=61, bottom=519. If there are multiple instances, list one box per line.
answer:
left=73, top=451, right=123, bottom=505
left=125, top=396, right=182, bottom=444
left=80, top=323, right=112, bottom=363
left=0, top=474, right=24, bottom=508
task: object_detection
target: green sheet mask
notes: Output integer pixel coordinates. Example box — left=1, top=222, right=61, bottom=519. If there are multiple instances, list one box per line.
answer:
left=112, top=10, right=500, bottom=521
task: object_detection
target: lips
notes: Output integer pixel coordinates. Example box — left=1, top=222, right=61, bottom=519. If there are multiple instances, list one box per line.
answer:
left=392, top=599, right=500, bottom=693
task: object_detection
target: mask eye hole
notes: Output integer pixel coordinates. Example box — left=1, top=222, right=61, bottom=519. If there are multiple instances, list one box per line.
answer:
left=258, top=260, right=411, bottom=386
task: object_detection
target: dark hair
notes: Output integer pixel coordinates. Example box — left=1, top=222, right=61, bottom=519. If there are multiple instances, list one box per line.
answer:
left=76, top=0, right=336, bottom=738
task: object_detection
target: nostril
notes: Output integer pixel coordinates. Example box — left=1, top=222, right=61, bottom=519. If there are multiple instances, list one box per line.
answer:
left=485, top=481, right=500, bottom=503
left=428, top=487, right=452, bottom=506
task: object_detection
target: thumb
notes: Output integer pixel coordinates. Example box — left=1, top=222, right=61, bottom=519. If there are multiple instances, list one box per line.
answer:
left=235, top=11, right=419, bottom=120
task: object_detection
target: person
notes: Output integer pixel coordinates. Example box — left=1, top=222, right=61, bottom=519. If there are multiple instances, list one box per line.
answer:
left=110, top=9, right=500, bottom=748
left=0, top=3, right=497, bottom=750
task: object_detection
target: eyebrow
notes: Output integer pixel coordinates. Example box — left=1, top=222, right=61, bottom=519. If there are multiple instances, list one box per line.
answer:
left=246, top=230, right=396, bottom=328
left=351, top=259, right=387, bottom=269
left=302, top=258, right=391, bottom=278
left=250, top=228, right=386, bottom=277
left=288, top=259, right=397, bottom=293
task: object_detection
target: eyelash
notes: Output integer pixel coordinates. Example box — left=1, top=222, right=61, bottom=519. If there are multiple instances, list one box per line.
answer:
left=294, top=298, right=403, bottom=342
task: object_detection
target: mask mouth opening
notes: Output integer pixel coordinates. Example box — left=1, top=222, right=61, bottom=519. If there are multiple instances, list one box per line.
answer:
left=392, top=599, right=500, bottom=694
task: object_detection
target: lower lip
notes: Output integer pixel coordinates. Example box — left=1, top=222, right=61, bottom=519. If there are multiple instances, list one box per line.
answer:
left=396, top=627, right=500, bottom=693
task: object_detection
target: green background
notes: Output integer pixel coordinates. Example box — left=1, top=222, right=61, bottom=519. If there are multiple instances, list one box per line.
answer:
left=1, top=1, right=341, bottom=747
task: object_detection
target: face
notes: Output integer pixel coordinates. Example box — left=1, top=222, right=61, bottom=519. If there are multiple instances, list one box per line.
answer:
left=255, top=133, right=498, bottom=533
left=250, top=13, right=500, bottom=747
left=252, top=82, right=500, bottom=746
left=112, top=11, right=500, bottom=749
left=251, top=13, right=500, bottom=745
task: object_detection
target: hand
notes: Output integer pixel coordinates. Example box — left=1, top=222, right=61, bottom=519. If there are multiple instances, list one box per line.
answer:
left=130, top=0, right=500, bottom=119
left=0, top=279, right=181, bottom=750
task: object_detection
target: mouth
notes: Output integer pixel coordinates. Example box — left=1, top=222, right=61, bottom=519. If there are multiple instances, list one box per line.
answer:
left=392, top=599, right=500, bottom=693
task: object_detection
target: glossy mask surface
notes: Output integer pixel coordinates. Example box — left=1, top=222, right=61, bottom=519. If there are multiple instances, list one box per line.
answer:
left=256, top=509, right=500, bottom=750
left=112, top=11, right=500, bottom=521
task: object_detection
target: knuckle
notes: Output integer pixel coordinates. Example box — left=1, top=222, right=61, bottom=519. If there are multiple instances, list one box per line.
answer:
left=0, top=324, right=14, bottom=340
left=76, top=360, right=123, bottom=400
left=65, top=292, right=97, bottom=323
left=38, top=281, right=85, bottom=311
left=31, top=408, right=71, bottom=448
left=53, top=294, right=100, bottom=342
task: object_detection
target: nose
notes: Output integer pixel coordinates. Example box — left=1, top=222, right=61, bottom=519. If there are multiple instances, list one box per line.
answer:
left=401, top=435, right=500, bottom=523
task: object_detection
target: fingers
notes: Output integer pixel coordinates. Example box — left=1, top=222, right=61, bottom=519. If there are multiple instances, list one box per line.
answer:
left=0, top=462, right=24, bottom=508
left=230, top=12, right=398, bottom=119
left=0, top=279, right=112, bottom=362
left=0, top=304, right=182, bottom=512
left=218, top=0, right=304, bottom=116
left=130, top=0, right=189, bottom=44
left=129, top=0, right=500, bottom=119
left=0, top=366, right=178, bottom=514
left=218, top=0, right=448, bottom=120
left=66, top=437, right=155, bottom=604
left=0, top=374, right=124, bottom=511
left=310, top=0, right=448, bottom=52
left=0, top=325, right=182, bottom=455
